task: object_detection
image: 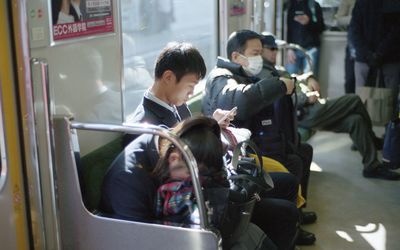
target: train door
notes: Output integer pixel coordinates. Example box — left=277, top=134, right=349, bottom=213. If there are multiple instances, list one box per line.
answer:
left=0, top=1, right=31, bottom=249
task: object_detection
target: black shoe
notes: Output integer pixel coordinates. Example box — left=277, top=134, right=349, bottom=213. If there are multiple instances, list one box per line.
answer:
left=296, top=228, right=316, bottom=245
left=373, top=136, right=384, bottom=150
left=300, top=211, right=317, bottom=225
left=383, top=161, right=400, bottom=170
left=363, top=165, right=400, bottom=180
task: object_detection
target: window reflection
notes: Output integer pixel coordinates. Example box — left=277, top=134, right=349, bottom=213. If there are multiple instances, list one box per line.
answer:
left=121, top=0, right=218, bottom=120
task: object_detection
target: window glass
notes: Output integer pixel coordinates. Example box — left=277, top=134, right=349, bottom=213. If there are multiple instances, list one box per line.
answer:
left=120, top=0, right=218, bottom=121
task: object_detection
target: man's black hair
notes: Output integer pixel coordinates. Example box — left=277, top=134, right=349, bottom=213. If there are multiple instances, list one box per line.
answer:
left=154, top=42, right=207, bottom=82
left=227, top=30, right=262, bottom=60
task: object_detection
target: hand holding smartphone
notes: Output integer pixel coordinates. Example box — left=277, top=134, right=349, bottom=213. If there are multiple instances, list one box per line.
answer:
left=218, top=107, right=237, bottom=124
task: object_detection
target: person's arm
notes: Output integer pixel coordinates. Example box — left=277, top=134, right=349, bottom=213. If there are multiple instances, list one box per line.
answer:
left=349, top=0, right=368, bottom=61
left=110, top=168, right=157, bottom=222
left=304, top=2, right=325, bottom=34
left=223, top=77, right=289, bottom=121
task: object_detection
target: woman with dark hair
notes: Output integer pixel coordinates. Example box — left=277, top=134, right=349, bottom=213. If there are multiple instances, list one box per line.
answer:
left=152, top=116, right=228, bottom=223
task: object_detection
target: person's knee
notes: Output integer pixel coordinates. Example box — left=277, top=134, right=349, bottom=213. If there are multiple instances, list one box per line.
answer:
left=348, top=114, right=364, bottom=131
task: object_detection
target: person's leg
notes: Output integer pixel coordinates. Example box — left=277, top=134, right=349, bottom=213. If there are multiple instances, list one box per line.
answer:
left=286, top=50, right=304, bottom=75
left=305, top=47, right=319, bottom=77
left=296, top=143, right=313, bottom=200
left=263, top=172, right=298, bottom=203
left=344, top=45, right=356, bottom=94
left=251, top=198, right=299, bottom=250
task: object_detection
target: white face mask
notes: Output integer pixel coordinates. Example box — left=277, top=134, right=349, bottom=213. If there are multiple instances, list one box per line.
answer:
left=241, top=54, right=263, bottom=76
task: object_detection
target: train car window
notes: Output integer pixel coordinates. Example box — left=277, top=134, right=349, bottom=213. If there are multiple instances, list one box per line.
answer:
left=120, top=0, right=218, bottom=121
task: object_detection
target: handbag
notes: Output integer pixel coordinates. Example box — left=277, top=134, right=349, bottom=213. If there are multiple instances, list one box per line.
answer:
left=229, top=140, right=274, bottom=198
left=356, top=67, right=394, bottom=126
left=382, top=118, right=400, bottom=169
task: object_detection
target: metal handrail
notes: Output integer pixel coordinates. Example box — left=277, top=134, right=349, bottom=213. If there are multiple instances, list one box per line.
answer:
left=70, top=122, right=209, bottom=229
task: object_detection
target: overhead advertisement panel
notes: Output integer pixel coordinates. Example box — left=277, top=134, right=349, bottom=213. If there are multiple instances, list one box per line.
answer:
left=51, top=0, right=114, bottom=41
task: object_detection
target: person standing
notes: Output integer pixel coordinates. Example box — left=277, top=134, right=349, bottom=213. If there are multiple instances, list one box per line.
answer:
left=259, top=32, right=400, bottom=181
left=285, top=0, right=325, bottom=77
left=349, top=0, right=400, bottom=120
left=335, top=0, right=356, bottom=94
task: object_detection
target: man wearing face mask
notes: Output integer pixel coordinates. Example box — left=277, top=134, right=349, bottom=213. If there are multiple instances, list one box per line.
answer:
left=202, top=29, right=294, bottom=123
left=202, top=29, right=295, bottom=141
left=202, top=29, right=317, bottom=247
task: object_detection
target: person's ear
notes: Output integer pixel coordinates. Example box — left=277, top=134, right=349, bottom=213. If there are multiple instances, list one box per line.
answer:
left=161, top=70, right=176, bottom=84
left=231, top=51, right=241, bottom=63
left=168, top=151, right=181, bottom=165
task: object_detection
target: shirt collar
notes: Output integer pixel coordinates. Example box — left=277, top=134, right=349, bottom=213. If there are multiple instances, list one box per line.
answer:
left=145, top=89, right=176, bottom=113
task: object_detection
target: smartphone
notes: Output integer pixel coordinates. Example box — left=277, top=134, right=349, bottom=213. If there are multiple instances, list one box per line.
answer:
left=218, top=107, right=238, bottom=124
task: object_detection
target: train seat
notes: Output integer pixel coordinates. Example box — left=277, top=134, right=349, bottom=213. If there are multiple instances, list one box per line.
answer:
left=78, top=136, right=124, bottom=212
left=53, top=117, right=219, bottom=249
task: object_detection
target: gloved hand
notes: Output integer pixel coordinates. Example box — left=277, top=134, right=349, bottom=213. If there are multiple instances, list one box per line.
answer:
left=367, top=52, right=383, bottom=67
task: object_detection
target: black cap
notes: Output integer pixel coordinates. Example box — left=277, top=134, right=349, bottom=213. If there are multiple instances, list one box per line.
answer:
left=261, top=33, right=278, bottom=49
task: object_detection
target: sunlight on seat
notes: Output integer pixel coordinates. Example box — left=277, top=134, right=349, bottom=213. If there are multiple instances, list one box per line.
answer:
left=336, top=230, right=354, bottom=242
left=356, top=223, right=386, bottom=250
left=310, top=161, right=323, bottom=172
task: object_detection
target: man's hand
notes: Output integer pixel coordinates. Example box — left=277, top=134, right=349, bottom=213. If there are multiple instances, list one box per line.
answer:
left=307, top=76, right=321, bottom=95
left=213, top=108, right=236, bottom=129
left=294, top=14, right=310, bottom=25
left=287, top=49, right=297, bottom=64
left=307, top=94, right=318, bottom=104
left=280, top=77, right=295, bottom=95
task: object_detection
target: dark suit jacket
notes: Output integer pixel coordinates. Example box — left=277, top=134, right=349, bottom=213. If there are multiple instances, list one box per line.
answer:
left=123, top=97, right=192, bottom=146
left=99, top=134, right=160, bottom=222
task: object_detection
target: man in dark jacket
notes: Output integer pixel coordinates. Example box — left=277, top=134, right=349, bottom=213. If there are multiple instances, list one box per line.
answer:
left=259, top=33, right=400, bottom=181
left=202, top=29, right=317, bottom=246
left=123, top=42, right=206, bottom=145
left=119, top=41, right=301, bottom=249
left=349, top=0, right=400, bottom=120
left=285, top=0, right=325, bottom=77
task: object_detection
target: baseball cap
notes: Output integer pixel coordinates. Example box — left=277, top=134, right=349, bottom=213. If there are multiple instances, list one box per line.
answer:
left=260, top=32, right=286, bottom=49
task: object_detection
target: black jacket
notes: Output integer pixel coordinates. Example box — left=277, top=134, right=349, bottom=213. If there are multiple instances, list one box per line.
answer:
left=202, top=57, right=287, bottom=128
left=99, top=134, right=159, bottom=222
left=202, top=57, right=290, bottom=157
left=286, top=0, right=325, bottom=49
left=123, top=97, right=192, bottom=146
left=349, top=0, right=400, bottom=63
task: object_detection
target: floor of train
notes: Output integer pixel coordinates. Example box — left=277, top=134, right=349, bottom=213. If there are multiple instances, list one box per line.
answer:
left=299, top=128, right=400, bottom=250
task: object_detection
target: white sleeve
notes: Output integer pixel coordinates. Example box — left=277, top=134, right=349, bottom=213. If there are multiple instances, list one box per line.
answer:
left=57, top=11, right=74, bottom=24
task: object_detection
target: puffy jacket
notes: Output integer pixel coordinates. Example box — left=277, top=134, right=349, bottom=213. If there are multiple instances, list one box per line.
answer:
left=202, top=57, right=287, bottom=128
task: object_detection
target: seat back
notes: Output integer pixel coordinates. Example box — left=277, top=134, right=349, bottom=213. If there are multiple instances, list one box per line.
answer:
left=53, top=117, right=219, bottom=249
left=79, top=136, right=123, bottom=211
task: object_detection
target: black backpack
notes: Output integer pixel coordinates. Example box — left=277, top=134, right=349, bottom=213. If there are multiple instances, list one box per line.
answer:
left=250, top=93, right=299, bottom=160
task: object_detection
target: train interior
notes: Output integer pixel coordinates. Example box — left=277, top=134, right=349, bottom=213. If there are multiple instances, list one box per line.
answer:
left=0, top=0, right=399, bottom=249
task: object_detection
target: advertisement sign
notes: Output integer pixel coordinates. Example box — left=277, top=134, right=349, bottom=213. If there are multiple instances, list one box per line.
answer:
left=51, top=0, right=114, bottom=41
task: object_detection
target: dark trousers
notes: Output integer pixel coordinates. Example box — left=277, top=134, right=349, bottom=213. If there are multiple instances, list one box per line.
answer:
left=299, top=94, right=380, bottom=170
left=344, top=45, right=356, bottom=94
left=270, top=143, right=313, bottom=200
left=252, top=198, right=299, bottom=250
left=251, top=172, right=300, bottom=250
